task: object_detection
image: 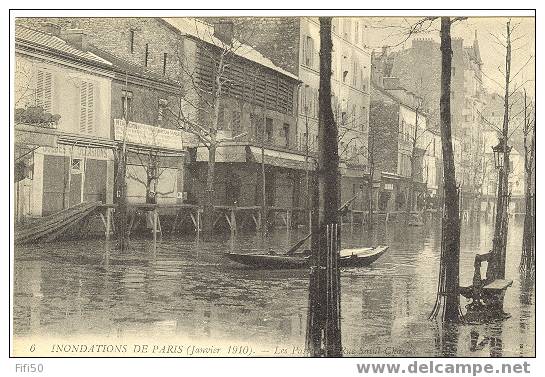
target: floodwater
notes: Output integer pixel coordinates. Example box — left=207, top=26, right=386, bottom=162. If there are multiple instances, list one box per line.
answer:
left=13, top=216, right=535, bottom=357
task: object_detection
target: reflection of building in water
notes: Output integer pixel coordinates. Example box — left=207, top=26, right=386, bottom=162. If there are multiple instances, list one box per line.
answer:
left=13, top=263, right=43, bottom=335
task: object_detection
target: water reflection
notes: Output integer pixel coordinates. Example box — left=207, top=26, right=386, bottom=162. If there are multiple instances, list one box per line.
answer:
left=13, top=218, right=534, bottom=356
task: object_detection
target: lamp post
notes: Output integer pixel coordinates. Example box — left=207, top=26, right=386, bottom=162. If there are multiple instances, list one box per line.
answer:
left=488, top=137, right=512, bottom=281
left=492, top=137, right=511, bottom=170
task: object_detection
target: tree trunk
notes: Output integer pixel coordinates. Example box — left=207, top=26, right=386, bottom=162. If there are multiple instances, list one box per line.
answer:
left=367, top=135, right=375, bottom=230
left=307, top=17, right=342, bottom=357
left=368, top=164, right=374, bottom=230
left=202, top=51, right=225, bottom=236
left=521, top=92, right=535, bottom=272
left=409, top=107, right=419, bottom=214
left=115, top=147, right=128, bottom=251
left=430, top=17, right=462, bottom=323
left=490, top=20, right=512, bottom=281
left=202, top=144, right=216, bottom=234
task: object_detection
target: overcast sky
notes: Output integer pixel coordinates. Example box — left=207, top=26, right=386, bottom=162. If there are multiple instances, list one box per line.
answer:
left=362, top=17, right=535, bottom=98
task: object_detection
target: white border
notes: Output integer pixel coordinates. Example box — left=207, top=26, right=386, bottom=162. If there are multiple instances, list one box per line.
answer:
left=2, top=4, right=540, bottom=377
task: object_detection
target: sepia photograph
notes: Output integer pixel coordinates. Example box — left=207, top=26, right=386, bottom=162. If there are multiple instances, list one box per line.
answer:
left=9, top=9, right=536, bottom=361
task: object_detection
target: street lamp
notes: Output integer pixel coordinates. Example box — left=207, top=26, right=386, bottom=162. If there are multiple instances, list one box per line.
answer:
left=492, top=137, right=512, bottom=170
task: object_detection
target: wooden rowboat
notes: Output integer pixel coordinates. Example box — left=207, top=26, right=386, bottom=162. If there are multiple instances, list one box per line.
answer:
left=224, top=245, right=388, bottom=269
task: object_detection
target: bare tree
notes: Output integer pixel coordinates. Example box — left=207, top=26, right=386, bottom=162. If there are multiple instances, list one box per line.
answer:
left=166, top=20, right=249, bottom=235
left=307, top=17, right=342, bottom=357
left=520, top=89, right=535, bottom=274
left=429, top=16, right=464, bottom=323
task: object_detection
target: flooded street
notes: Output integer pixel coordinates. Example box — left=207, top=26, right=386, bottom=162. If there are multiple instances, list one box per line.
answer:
left=13, top=217, right=534, bottom=357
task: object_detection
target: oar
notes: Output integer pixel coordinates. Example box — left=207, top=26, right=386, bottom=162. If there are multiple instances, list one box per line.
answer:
left=286, top=232, right=311, bottom=256
left=285, top=194, right=359, bottom=256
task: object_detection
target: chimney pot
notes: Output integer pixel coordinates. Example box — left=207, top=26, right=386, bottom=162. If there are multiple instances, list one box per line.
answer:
left=382, top=77, right=400, bottom=90
left=213, top=21, right=234, bottom=45
left=42, top=22, right=61, bottom=37
left=61, top=29, right=89, bottom=51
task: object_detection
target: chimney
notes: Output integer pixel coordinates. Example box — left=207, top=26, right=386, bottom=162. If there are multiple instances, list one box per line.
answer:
left=213, top=21, right=234, bottom=45
left=42, top=22, right=61, bottom=37
left=382, top=77, right=400, bottom=90
left=61, top=29, right=89, bottom=51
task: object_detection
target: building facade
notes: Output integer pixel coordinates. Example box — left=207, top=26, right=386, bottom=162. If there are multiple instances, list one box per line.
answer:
left=369, top=78, right=429, bottom=212
left=14, top=25, right=115, bottom=219
left=377, top=34, right=487, bottom=211
left=223, top=17, right=372, bottom=211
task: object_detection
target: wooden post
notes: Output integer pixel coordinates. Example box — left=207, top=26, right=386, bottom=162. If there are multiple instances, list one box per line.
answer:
left=105, top=208, right=111, bottom=241
left=286, top=209, right=291, bottom=231
left=153, top=209, right=157, bottom=244
left=197, top=209, right=201, bottom=234
left=231, top=208, right=236, bottom=235
left=350, top=210, right=354, bottom=234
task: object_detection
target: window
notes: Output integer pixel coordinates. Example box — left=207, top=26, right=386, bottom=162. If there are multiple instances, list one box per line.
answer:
left=232, top=110, right=241, bottom=134
left=303, top=36, right=314, bottom=67
left=129, top=30, right=136, bottom=53
left=265, top=117, right=273, bottom=143
left=251, top=113, right=262, bottom=140
left=144, top=43, right=149, bottom=67
left=36, top=69, right=52, bottom=113
left=71, top=158, right=83, bottom=173
left=79, top=81, right=94, bottom=134
left=361, top=106, right=367, bottom=131
left=451, top=66, right=456, bottom=77
left=354, top=22, right=359, bottom=44
left=121, top=90, right=133, bottom=120
left=162, top=53, right=168, bottom=76
left=158, top=99, right=168, bottom=123
left=342, top=69, right=349, bottom=83
left=283, top=123, right=290, bottom=147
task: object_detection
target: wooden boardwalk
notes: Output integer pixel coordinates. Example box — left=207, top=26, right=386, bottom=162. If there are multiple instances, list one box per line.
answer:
left=15, top=202, right=101, bottom=244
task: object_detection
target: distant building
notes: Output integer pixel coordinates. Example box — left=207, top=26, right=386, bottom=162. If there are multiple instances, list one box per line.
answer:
left=374, top=33, right=486, bottom=211
left=221, top=16, right=372, bottom=211
left=369, top=77, right=429, bottom=212
left=481, top=91, right=529, bottom=214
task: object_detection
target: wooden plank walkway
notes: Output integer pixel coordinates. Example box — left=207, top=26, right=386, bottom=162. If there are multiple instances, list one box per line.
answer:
left=15, top=202, right=101, bottom=244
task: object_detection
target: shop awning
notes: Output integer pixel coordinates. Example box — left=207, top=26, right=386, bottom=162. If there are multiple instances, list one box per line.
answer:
left=15, top=124, right=58, bottom=148
left=246, top=146, right=312, bottom=170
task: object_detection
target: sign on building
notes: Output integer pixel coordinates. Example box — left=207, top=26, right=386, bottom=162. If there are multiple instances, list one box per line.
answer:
left=114, top=119, right=196, bottom=150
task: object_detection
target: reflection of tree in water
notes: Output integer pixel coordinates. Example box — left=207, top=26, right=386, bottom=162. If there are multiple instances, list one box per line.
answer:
left=469, top=322, right=504, bottom=357
left=433, top=321, right=459, bottom=357
left=519, top=270, right=534, bottom=306
left=518, top=271, right=534, bottom=356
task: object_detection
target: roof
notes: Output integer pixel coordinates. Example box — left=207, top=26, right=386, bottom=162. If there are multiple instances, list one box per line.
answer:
left=87, top=45, right=180, bottom=88
left=15, top=25, right=112, bottom=67
left=162, top=18, right=299, bottom=81
left=371, top=80, right=427, bottom=116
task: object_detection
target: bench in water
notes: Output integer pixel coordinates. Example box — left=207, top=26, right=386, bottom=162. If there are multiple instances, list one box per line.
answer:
left=459, top=252, right=512, bottom=320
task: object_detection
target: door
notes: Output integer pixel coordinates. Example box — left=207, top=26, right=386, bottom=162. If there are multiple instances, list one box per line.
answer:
left=42, top=154, right=70, bottom=215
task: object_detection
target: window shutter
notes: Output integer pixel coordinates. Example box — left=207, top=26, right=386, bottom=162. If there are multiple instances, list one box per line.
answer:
left=36, top=70, right=44, bottom=108
left=80, top=81, right=95, bottom=134
left=87, top=82, right=94, bottom=134
left=44, top=71, right=52, bottom=113
left=302, top=36, right=307, bottom=66
left=80, top=82, right=88, bottom=133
